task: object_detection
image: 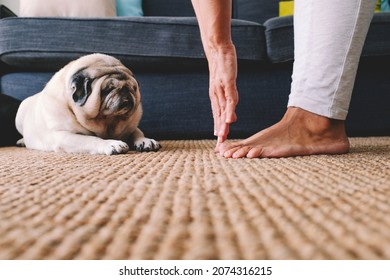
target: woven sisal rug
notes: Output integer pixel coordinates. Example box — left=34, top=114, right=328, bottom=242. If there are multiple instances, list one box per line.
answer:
left=0, top=137, right=389, bottom=260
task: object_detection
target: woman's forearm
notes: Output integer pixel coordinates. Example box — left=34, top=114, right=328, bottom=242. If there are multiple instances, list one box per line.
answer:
left=191, top=0, right=233, bottom=58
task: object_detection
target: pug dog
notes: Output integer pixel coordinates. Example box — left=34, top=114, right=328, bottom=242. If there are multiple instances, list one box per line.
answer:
left=15, top=53, right=160, bottom=155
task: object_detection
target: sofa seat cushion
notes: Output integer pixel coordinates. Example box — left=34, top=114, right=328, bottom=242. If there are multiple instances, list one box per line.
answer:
left=0, top=17, right=266, bottom=71
left=264, top=13, right=390, bottom=63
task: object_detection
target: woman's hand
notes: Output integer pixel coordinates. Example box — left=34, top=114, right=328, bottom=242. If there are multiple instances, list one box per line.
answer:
left=208, top=43, right=239, bottom=143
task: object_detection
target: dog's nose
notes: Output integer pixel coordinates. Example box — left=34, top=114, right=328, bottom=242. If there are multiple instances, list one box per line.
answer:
left=119, top=97, right=134, bottom=110
left=118, top=87, right=134, bottom=110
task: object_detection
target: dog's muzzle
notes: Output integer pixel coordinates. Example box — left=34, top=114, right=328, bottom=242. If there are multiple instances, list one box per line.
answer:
left=100, top=86, right=134, bottom=115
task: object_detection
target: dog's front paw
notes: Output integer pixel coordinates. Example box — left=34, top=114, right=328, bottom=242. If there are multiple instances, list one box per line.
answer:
left=99, top=140, right=129, bottom=155
left=16, top=138, right=26, bottom=147
left=134, top=138, right=161, bottom=152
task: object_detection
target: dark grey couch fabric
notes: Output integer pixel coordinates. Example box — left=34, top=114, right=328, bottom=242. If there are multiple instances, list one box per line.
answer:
left=143, top=0, right=195, bottom=17
left=233, top=0, right=278, bottom=24
left=141, top=0, right=279, bottom=23
left=0, top=17, right=266, bottom=71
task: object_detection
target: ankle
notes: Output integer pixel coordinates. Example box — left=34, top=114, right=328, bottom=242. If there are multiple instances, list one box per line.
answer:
left=286, top=107, right=348, bottom=138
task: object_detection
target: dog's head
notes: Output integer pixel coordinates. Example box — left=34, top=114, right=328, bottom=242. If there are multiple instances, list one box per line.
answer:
left=67, top=53, right=140, bottom=117
left=61, top=53, right=142, bottom=137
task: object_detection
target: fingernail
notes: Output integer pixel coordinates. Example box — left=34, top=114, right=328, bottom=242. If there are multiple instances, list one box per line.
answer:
left=214, top=130, right=218, bottom=136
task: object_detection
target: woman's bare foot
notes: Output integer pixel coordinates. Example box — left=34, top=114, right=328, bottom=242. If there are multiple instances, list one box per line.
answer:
left=217, top=107, right=350, bottom=158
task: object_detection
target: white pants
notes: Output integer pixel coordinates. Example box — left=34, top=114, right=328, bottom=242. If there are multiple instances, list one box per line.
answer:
left=288, top=0, right=376, bottom=120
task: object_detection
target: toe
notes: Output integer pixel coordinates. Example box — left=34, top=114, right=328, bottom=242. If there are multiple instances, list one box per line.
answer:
left=232, top=146, right=252, bottom=158
left=223, top=146, right=241, bottom=158
left=246, top=147, right=265, bottom=158
left=219, top=141, right=241, bottom=156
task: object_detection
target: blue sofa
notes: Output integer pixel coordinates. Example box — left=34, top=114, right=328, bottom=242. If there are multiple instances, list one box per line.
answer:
left=0, top=0, right=389, bottom=146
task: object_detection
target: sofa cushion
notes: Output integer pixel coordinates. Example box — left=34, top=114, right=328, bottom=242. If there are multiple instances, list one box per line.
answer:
left=116, top=0, right=143, bottom=16
left=263, top=16, right=294, bottom=63
left=142, top=0, right=195, bottom=17
left=362, top=12, right=390, bottom=56
left=0, top=17, right=266, bottom=71
left=233, top=0, right=279, bottom=24
left=264, top=13, right=390, bottom=63
left=383, top=0, right=390, bottom=11
left=19, top=0, right=116, bottom=17
left=142, top=0, right=280, bottom=23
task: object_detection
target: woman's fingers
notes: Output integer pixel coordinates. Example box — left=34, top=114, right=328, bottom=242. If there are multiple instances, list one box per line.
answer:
left=209, top=82, right=238, bottom=142
left=209, top=86, right=220, bottom=136
left=207, top=43, right=238, bottom=142
left=225, top=91, right=238, bottom=124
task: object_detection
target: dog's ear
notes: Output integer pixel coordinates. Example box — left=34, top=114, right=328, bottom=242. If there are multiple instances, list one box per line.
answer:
left=71, top=71, right=93, bottom=106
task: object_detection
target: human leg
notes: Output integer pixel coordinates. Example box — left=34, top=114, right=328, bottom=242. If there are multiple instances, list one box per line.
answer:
left=288, top=0, right=376, bottom=119
left=219, top=0, right=376, bottom=158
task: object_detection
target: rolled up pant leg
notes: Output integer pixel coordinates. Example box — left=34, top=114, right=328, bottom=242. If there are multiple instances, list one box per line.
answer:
left=288, top=0, right=376, bottom=120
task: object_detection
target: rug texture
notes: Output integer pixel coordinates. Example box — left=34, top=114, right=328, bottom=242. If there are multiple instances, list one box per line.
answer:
left=0, top=137, right=389, bottom=260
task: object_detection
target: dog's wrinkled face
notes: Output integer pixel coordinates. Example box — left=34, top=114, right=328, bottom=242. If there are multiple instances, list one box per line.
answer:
left=63, top=54, right=142, bottom=137
left=66, top=54, right=140, bottom=120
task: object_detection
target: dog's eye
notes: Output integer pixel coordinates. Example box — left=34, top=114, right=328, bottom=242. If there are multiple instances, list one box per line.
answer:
left=71, top=74, right=84, bottom=93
